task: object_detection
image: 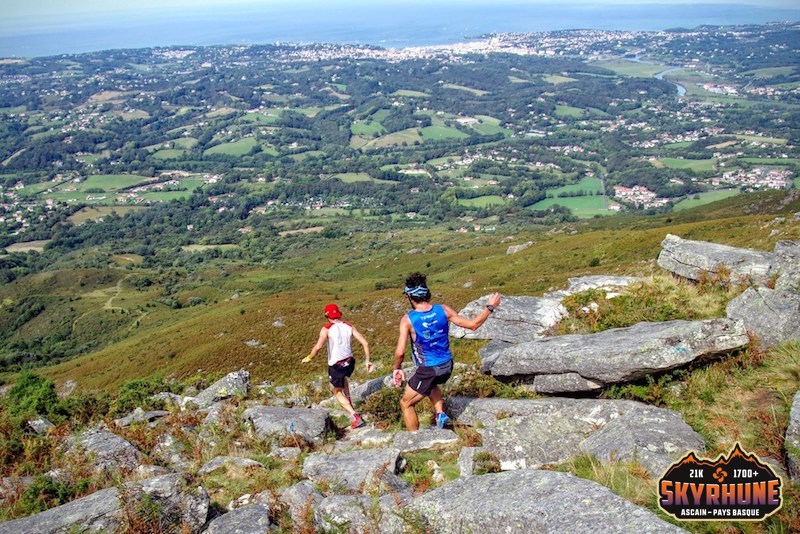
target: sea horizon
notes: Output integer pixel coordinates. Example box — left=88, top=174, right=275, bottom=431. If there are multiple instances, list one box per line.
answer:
left=0, top=2, right=798, bottom=59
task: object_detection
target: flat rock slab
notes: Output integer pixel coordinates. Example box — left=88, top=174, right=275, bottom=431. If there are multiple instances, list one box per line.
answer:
left=450, top=295, right=567, bottom=342
left=191, top=369, right=250, bottom=409
left=486, top=318, right=748, bottom=392
left=447, top=397, right=704, bottom=476
left=114, top=407, right=170, bottom=427
left=0, top=474, right=207, bottom=534
left=302, top=448, right=402, bottom=493
left=243, top=405, right=331, bottom=444
left=393, top=428, right=459, bottom=453
left=774, top=240, right=800, bottom=292
left=785, top=391, right=800, bottom=482
left=203, top=503, right=273, bottom=534
left=198, top=456, right=266, bottom=475
left=410, top=470, right=687, bottom=533
left=65, top=427, right=143, bottom=474
left=657, top=233, right=774, bottom=284
left=314, top=494, right=405, bottom=534
left=726, top=287, right=800, bottom=349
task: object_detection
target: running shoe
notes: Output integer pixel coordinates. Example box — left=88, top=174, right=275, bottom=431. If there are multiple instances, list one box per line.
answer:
left=350, top=413, right=365, bottom=429
left=436, top=412, right=452, bottom=429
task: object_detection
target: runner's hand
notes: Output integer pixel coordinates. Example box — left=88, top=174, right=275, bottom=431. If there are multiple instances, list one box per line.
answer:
left=301, top=355, right=313, bottom=363
left=392, top=369, right=404, bottom=387
left=366, top=361, right=374, bottom=373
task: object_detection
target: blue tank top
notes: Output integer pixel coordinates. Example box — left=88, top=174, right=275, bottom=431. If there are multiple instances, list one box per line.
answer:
left=408, top=304, right=452, bottom=367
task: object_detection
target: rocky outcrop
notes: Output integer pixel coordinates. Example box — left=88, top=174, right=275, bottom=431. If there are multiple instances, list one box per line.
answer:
left=726, top=287, right=800, bottom=348
left=243, top=405, right=332, bottom=445
left=450, top=295, right=568, bottom=342
left=411, top=470, right=687, bottom=533
left=301, top=448, right=405, bottom=494
left=114, top=407, right=170, bottom=427
left=203, top=503, right=273, bottom=533
left=447, top=397, right=704, bottom=476
left=190, top=369, right=250, bottom=409
left=0, top=474, right=208, bottom=534
left=64, top=426, right=144, bottom=475
left=785, top=391, right=800, bottom=482
left=774, top=240, right=800, bottom=292
left=485, top=318, right=748, bottom=393
left=657, top=233, right=774, bottom=284
left=450, top=276, right=640, bottom=343
left=393, top=428, right=459, bottom=453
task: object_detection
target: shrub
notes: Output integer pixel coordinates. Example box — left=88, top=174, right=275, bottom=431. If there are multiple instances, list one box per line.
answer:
left=110, top=374, right=182, bottom=417
left=446, top=369, right=530, bottom=399
left=472, top=451, right=501, bottom=475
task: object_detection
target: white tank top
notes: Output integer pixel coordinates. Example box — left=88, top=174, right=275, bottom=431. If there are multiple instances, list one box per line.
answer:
left=325, top=321, right=354, bottom=365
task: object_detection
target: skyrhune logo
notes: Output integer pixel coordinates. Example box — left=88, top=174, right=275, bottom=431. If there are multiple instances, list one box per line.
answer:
left=658, top=443, right=782, bottom=521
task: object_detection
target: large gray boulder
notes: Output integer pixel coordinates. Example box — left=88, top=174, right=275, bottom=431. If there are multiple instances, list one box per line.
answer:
left=450, top=295, right=567, bottom=342
left=393, top=428, right=459, bottom=453
left=0, top=473, right=208, bottom=534
left=301, top=448, right=404, bottom=494
left=64, top=426, right=143, bottom=474
left=279, top=481, right=323, bottom=526
left=191, top=369, right=250, bottom=409
left=410, top=470, right=686, bottom=533
left=243, top=405, right=332, bottom=445
left=726, top=287, right=800, bottom=348
left=785, top=391, right=800, bottom=482
left=447, top=397, right=704, bottom=476
left=314, top=494, right=405, bottom=534
left=657, top=233, right=774, bottom=285
left=203, top=503, right=273, bottom=533
left=114, top=407, right=170, bottom=427
left=774, top=240, right=800, bottom=292
left=486, top=318, right=748, bottom=392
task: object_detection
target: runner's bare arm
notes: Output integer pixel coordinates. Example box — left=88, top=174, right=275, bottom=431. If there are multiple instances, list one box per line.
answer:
left=393, top=316, right=411, bottom=385
left=444, top=292, right=501, bottom=330
left=303, top=327, right=329, bottom=362
left=351, top=326, right=373, bottom=371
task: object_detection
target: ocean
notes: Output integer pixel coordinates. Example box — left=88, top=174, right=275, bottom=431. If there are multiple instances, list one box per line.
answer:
left=0, top=2, right=798, bottom=58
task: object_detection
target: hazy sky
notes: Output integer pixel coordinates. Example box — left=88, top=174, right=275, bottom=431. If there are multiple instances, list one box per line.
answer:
left=4, top=0, right=798, bottom=21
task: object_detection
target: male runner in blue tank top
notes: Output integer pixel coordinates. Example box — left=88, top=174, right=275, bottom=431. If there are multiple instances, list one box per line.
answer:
left=393, top=272, right=501, bottom=431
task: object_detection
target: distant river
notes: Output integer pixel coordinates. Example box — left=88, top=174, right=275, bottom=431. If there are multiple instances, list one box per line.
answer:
left=655, top=68, right=687, bottom=97
left=1, top=2, right=798, bottom=58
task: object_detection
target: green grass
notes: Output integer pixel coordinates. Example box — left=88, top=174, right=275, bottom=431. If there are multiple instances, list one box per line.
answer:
left=458, top=195, right=506, bottom=208
left=592, top=60, right=667, bottom=78
left=673, top=190, right=741, bottom=211
left=67, top=206, right=149, bottom=225
left=734, top=135, right=788, bottom=146
left=240, top=110, right=283, bottom=124
left=203, top=137, right=258, bottom=157
left=81, top=174, right=150, bottom=191
left=470, top=115, right=510, bottom=136
left=331, top=173, right=395, bottom=184
left=419, top=125, right=470, bottom=141
left=441, top=84, right=489, bottom=96
left=391, top=89, right=428, bottom=97
left=655, top=158, right=717, bottom=172
left=529, top=195, right=609, bottom=217
left=544, top=74, right=577, bottom=84
left=152, top=149, right=185, bottom=160
left=741, top=158, right=800, bottom=165
left=351, top=120, right=385, bottom=136
left=554, top=105, right=584, bottom=118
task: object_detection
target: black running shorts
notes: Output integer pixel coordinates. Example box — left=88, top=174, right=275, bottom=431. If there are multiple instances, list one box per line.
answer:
left=408, top=360, right=453, bottom=396
left=328, top=357, right=355, bottom=388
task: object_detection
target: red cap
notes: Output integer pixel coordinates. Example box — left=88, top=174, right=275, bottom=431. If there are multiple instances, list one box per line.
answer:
left=324, top=303, right=342, bottom=319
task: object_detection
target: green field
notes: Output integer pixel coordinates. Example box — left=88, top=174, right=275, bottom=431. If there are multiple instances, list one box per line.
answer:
left=458, top=195, right=506, bottom=207
left=181, top=244, right=241, bottom=252
left=734, top=134, right=787, bottom=146
left=391, top=90, right=428, bottom=97
left=470, top=115, right=510, bottom=136
left=662, top=141, right=693, bottom=149
left=204, top=137, right=258, bottom=156
left=544, top=75, right=577, bottom=84
left=528, top=177, right=606, bottom=217
left=529, top=195, right=609, bottom=217
left=81, top=174, right=150, bottom=191
left=741, top=158, right=800, bottom=165
left=67, top=205, right=149, bottom=224
left=420, top=125, right=470, bottom=141
left=441, top=84, right=489, bottom=96
left=655, top=158, right=717, bottom=172
left=152, top=149, right=185, bottom=160
left=593, top=60, right=667, bottom=78
left=742, top=67, right=796, bottom=78
left=673, top=189, right=741, bottom=211
left=555, top=105, right=584, bottom=118
left=331, top=172, right=395, bottom=184
left=351, top=120, right=385, bottom=136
